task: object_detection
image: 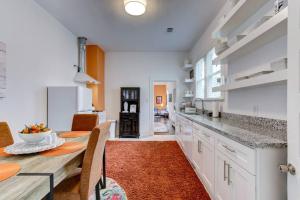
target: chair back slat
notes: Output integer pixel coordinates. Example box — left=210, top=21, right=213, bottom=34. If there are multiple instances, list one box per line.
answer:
left=0, top=122, right=14, bottom=148
left=71, top=114, right=99, bottom=131
left=80, top=122, right=111, bottom=200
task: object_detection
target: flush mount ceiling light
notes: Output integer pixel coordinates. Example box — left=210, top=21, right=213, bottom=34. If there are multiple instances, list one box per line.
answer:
left=124, top=0, right=147, bottom=16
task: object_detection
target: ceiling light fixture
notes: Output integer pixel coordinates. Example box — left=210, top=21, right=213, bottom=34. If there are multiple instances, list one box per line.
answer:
left=124, top=0, right=147, bottom=16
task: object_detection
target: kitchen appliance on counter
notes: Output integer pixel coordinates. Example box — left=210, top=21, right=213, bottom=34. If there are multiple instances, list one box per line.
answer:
left=47, top=86, right=93, bottom=131
left=184, top=107, right=197, bottom=114
left=180, top=101, right=192, bottom=111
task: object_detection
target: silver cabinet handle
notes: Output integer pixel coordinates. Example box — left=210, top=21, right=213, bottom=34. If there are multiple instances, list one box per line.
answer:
left=198, top=140, right=202, bottom=153
left=222, top=144, right=236, bottom=153
left=224, top=161, right=228, bottom=181
left=227, top=164, right=232, bottom=185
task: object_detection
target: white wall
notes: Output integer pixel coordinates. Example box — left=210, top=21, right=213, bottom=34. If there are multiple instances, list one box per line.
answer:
left=189, top=0, right=287, bottom=120
left=105, top=52, right=186, bottom=137
left=0, top=0, right=78, bottom=138
left=189, top=2, right=231, bottom=64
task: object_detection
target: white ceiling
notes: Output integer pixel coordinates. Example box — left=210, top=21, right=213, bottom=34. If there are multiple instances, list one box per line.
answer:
left=35, top=0, right=225, bottom=52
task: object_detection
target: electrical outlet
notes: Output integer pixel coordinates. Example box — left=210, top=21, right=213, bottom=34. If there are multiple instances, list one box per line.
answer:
left=252, top=105, right=259, bottom=116
left=252, top=105, right=257, bottom=115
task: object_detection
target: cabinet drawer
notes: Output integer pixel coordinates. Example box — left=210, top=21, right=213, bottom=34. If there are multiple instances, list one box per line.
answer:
left=193, top=123, right=215, bottom=146
left=216, top=136, right=256, bottom=175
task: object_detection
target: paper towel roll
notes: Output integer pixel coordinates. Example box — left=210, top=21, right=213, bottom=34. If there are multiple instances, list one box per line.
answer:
left=212, top=102, right=220, bottom=118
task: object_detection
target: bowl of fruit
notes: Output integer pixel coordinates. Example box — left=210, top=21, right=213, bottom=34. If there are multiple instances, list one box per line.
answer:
left=18, top=123, right=52, bottom=143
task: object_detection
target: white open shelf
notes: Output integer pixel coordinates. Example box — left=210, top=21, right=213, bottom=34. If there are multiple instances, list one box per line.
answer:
left=183, top=95, right=194, bottom=98
left=184, top=79, right=194, bottom=83
left=213, top=69, right=287, bottom=92
left=213, top=7, right=288, bottom=65
left=213, top=0, right=270, bottom=37
left=183, top=64, right=193, bottom=70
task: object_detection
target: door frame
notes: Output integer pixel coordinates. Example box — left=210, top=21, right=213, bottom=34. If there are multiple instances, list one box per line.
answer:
left=149, top=79, right=177, bottom=136
left=287, top=0, right=300, bottom=198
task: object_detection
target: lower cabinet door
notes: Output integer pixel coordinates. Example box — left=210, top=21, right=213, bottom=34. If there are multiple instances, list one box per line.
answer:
left=192, top=134, right=203, bottom=172
left=185, top=122, right=193, bottom=160
left=201, top=141, right=214, bottom=195
left=229, top=161, right=255, bottom=200
left=215, top=150, right=231, bottom=200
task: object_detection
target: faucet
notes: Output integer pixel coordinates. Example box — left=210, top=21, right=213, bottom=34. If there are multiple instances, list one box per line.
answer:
left=201, top=99, right=205, bottom=114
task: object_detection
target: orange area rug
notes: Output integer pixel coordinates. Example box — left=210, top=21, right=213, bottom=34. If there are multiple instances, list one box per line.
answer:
left=40, top=142, right=85, bottom=157
left=59, top=131, right=91, bottom=138
left=0, top=163, right=21, bottom=181
left=106, top=141, right=211, bottom=200
left=0, top=148, right=12, bottom=157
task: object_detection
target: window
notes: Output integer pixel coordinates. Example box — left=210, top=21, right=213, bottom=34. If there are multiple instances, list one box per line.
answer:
left=195, top=58, right=205, bottom=99
left=195, top=49, right=221, bottom=99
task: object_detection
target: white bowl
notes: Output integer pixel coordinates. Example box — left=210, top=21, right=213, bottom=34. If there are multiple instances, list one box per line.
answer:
left=18, top=130, right=52, bottom=144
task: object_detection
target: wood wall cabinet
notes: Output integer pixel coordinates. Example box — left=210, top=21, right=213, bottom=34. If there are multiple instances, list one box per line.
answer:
left=119, top=87, right=140, bottom=138
left=86, top=45, right=105, bottom=111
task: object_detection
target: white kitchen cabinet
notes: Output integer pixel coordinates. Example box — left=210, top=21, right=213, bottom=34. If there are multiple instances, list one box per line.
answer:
left=177, top=117, right=193, bottom=160
left=215, top=150, right=231, bottom=200
left=230, top=160, right=255, bottom=200
left=215, top=149, right=255, bottom=200
left=201, top=140, right=214, bottom=195
left=192, top=134, right=203, bottom=171
left=175, top=115, right=184, bottom=148
left=183, top=120, right=193, bottom=159
left=192, top=128, right=215, bottom=196
left=175, top=113, right=286, bottom=200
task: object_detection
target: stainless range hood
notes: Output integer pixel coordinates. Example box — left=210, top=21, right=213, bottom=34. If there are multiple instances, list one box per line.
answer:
left=74, top=37, right=99, bottom=84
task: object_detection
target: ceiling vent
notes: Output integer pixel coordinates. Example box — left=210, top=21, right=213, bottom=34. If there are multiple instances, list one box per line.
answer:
left=167, top=28, right=174, bottom=33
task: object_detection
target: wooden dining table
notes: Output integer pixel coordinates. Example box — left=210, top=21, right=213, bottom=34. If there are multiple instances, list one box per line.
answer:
left=0, top=134, right=90, bottom=200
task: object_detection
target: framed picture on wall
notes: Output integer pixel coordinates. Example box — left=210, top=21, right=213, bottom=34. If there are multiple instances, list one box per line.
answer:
left=156, top=96, right=162, bottom=104
left=130, top=104, right=137, bottom=113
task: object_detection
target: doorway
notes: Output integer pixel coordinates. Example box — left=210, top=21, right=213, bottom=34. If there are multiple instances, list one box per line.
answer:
left=152, top=81, right=176, bottom=135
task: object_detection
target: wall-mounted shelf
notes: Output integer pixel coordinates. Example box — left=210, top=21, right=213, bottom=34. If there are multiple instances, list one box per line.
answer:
left=184, top=79, right=194, bottom=83
left=183, top=95, right=194, bottom=98
left=213, top=0, right=270, bottom=37
left=213, top=7, right=288, bottom=65
left=183, top=64, right=193, bottom=71
left=213, top=69, right=287, bottom=92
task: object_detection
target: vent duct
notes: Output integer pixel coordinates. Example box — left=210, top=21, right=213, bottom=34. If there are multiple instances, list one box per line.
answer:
left=74, top=37, right=99, bottom=84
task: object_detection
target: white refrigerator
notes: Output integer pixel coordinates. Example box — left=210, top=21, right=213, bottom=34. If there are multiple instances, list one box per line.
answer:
left=47, top=86, right=93, bottom=131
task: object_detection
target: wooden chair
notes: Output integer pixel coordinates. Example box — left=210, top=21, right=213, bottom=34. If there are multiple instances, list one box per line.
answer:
left=71, top=114, right=99, bottom=131
left=0, top=122, right=14, bottom=148
left=54, top=122, right=111, bottom=200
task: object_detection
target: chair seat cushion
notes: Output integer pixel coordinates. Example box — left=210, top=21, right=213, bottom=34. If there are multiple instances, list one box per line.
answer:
left=99, top=178, right=127, bottom=200
left=54, top=176, right=127, bottom=200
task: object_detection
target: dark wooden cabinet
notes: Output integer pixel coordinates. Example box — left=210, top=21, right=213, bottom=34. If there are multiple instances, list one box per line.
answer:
left=119, top=87, right=140, bottom=138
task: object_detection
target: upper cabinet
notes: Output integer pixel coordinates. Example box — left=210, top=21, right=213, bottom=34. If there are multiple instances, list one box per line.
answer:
left=86, top=45, right=105, bottom=111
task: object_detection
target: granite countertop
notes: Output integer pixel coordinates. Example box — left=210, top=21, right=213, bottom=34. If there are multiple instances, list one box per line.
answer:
left=177, top=112, right=287, bottom=149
